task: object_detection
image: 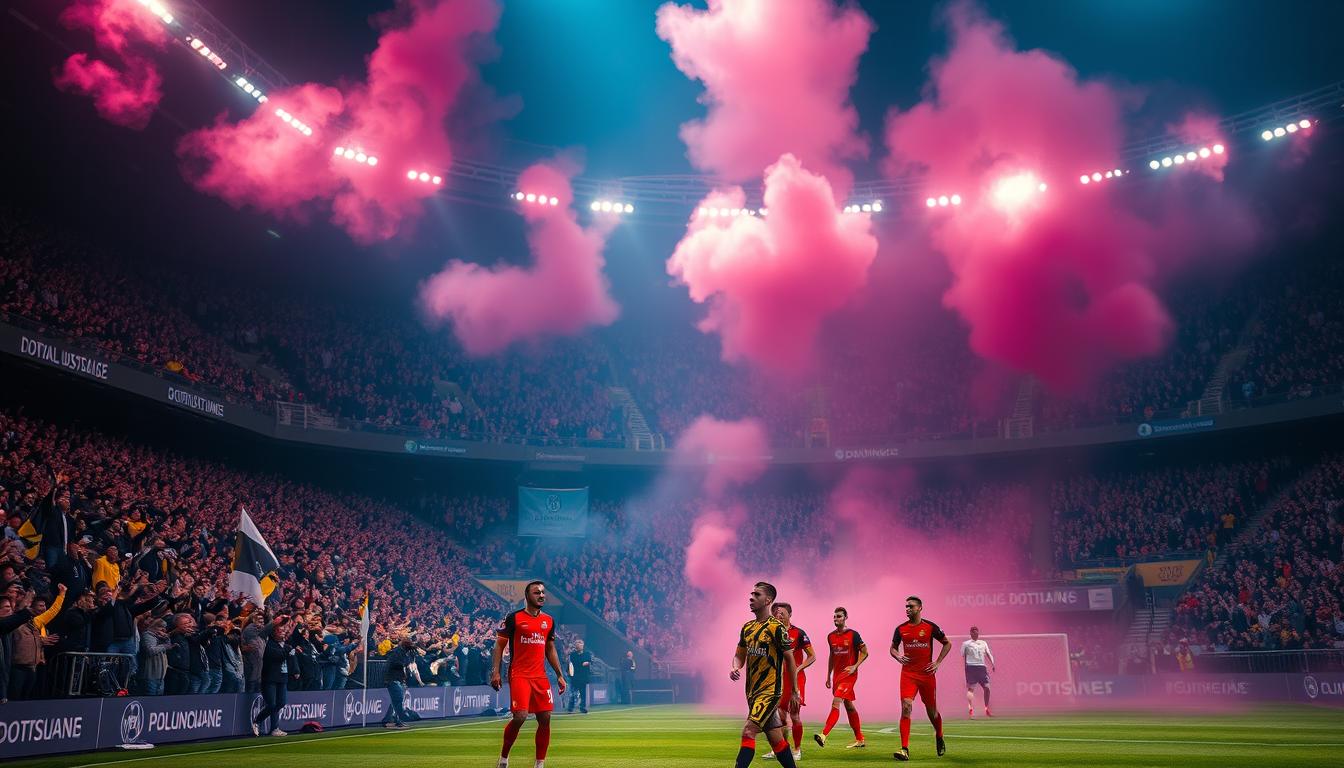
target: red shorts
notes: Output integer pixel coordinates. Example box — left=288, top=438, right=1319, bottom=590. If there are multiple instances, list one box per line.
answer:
left=780, top=672, right=807, bottom=709
left=509, top=676, right=554, bottom=713
left=900, top=672, right=937, bottom=703
left=832, top=675, right=857, bottom=701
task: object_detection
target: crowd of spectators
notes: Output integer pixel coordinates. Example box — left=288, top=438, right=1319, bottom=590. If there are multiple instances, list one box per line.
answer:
left=1051, top=459, right=1286, bottom=565
left=7, top=210, right=1344, bottom=449
left=1170, top=453, right=1344, bottom=653
left=0, top=214, right=294, bottom=406
left=0, top=407, right=512, bottom=704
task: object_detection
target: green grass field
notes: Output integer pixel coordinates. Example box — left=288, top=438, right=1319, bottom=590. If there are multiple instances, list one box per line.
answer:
left=9, top=705, right=1344, bottom=767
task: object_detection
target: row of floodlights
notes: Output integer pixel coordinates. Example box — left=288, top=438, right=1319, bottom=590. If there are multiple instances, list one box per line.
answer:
left=1261, top=119, right=1314, bottom=141
left=275, top=109, right=312, bottom=136
left=1080, top=169, right=1126, bottom=184
left=233, top=76, right=266, bottom=103
left=1148, top=144, right=1225, bottom=170
left=334, top=146, right=378, bottom=166
left=408, top=170, right=443, bottom=185
left=926, top=194, right=962, bottom=207
left=591, top=200, right=635, bottom=214
left=513, top=192, right=560, bottom=206
left=188, top=38, right=227, bottom=71
left=697, top=206, right=766, bottom=218
left=135, top=0, right=173, bottom=25
left=842, top=201, right=884, bottom=213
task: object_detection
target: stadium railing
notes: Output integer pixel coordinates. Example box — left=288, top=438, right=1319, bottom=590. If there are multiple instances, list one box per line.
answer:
left=49, top=652, right=134, bottom=697
left=1195, top=649, right=1344, bottom=674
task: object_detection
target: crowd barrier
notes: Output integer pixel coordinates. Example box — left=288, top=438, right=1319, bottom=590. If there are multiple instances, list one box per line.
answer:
left=0, top=683, right=610, bottom=759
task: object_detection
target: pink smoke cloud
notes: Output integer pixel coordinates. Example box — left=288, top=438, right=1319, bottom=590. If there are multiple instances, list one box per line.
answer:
left=54, top=0, right=168, bottom=129
left=883, top=7, right=1256, bottom=394
left=179, top=84, right=347, bottom=217
left=655, top=0, right=871, bottom=191
left=667, top=153, right=879, bottom=373
left=177, top=0, right=502, bottom=242
left=680, top=464, right=1049, bottom=721
left=1169, top=113, right=1231, bottom=181
left=418, top=161, right=620, bottom=354
left=673, top=416, right=770, bottom=497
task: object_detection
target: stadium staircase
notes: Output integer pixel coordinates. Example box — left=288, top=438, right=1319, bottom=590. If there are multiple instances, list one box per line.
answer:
left=473, top=575, right=655, bottom=683
left=432, top=377, right=484, bottom=420
left=1189, top=347, right=1250, bottom=416
left=1000, top=377, right=1037, bottom=438
left=609, top=386, right=663, bottom=450
left=1121, top=604, right=1172, bottom=656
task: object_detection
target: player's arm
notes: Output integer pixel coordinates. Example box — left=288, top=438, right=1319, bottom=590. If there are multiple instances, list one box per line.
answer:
left=891, top=629, right=910, bottom=665
left=927, top=624, right=951, bottom=674
left=545, top=635, right=567, bottom=694
left=783, top=643, right=801, bottom=714
left=489, top=613, right=513, bottom=690
left=824, top=645, right=834, bottom=688
left=846, top=641, right=869, bottom=676
left=986, top=643, right=996, bottom=671
left=799, top=639, right=817, bottom=673
left=731, top=624, right=747, bottom=681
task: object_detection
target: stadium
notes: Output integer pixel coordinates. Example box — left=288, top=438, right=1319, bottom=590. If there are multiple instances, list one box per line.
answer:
left=1, top=0, right=1342, bottom=766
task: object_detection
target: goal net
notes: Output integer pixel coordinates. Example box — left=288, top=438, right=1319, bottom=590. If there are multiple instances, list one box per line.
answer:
left=944, top=633, right=1074, bottom=714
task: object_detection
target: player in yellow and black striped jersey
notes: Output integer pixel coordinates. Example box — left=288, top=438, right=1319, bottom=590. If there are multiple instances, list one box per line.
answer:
left=730, top=582, right=800, bottom=768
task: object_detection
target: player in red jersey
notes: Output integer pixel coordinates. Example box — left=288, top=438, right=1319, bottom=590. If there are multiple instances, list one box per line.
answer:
left=813, top=606, right=868, bottom=749
left=491, top=581, right=567, bottom=768
left=890, top=595, right=951, bottom=761
left=762, top=602, right=816, bottom=761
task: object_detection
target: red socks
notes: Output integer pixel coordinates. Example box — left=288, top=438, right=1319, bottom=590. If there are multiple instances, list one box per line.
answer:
left=822, top=707, right=840, bottom=735
left=899, top=716, right=911, bottom=748
left=846, top=708, right=863, bottom=740
left=501, top=718, right=522, bottom=757
left=536, top=720, right=551, bottom=759
left=933, top=715, right=943, bottom=739
left=792, top=719, right=804, bottom=750
left=772, top=739, right=798, bottom=767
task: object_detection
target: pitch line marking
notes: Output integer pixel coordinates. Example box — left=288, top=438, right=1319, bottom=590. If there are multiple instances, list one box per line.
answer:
left=66, top=706, right=660, bottom=768
left=876, top=727, right=1344, bottom=748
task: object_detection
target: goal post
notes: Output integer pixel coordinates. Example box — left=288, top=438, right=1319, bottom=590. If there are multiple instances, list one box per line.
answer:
left=944, top=633, right=1074, bottom=713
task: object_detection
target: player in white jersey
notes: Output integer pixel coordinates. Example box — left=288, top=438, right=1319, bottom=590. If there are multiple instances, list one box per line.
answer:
left=961, top=626, right=995, bottom=717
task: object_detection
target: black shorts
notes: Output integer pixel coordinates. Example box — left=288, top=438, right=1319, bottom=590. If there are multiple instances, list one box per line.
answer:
left=748, top=693, right=784, bottom=729
left=965, top=665, right=990, bottom=686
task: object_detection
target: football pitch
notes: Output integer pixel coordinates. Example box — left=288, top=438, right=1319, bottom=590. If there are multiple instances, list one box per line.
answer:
left=8, top=705, right=1344, bottom=768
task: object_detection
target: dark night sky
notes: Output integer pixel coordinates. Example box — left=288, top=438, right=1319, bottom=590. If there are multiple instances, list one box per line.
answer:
left=2, top=0, right=1342, bottom=306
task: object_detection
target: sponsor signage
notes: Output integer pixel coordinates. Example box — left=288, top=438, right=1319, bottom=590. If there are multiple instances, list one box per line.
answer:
left=1137, top=417, right=1215, bottom=438
left=101, top=695, right=234, bottom=747
left=403, top=440, right=468, bottom=456
left=451, top=685, right=506, bottom=716
left=1296, top=673, right=1344, bottom=704
left=589, top=684, right=611, bottom=705
left=166, top=385, right=225, bottom=419
left=1134, top=559, right=1202, bottom=587
left=833, top=447, right=899, bottom=461
left=17, top=335, right=110, bottom=381
left=944, top=585, right=1116, bottom=612
left=518, top=487, right=589, bottom=538
left=0, top=698, right=101, bottom=758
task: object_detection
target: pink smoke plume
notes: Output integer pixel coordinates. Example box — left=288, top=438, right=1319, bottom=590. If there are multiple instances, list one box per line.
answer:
left=655, top=0, right=872, bottom=191
left=667, top=154, right=879, bottom=373
left=418, top=161, right=620, bottom=354
left=681, top=464, right=1051, bottom=720
left=178, top=0, right=501, bottom=242
left=673, top=416, right=770, bottom=497
left=1169, top=113, right=1231, bottom=182
left=882, top=7, right=1257, bottom=394
left=54, top=0, right=168, bottom=129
